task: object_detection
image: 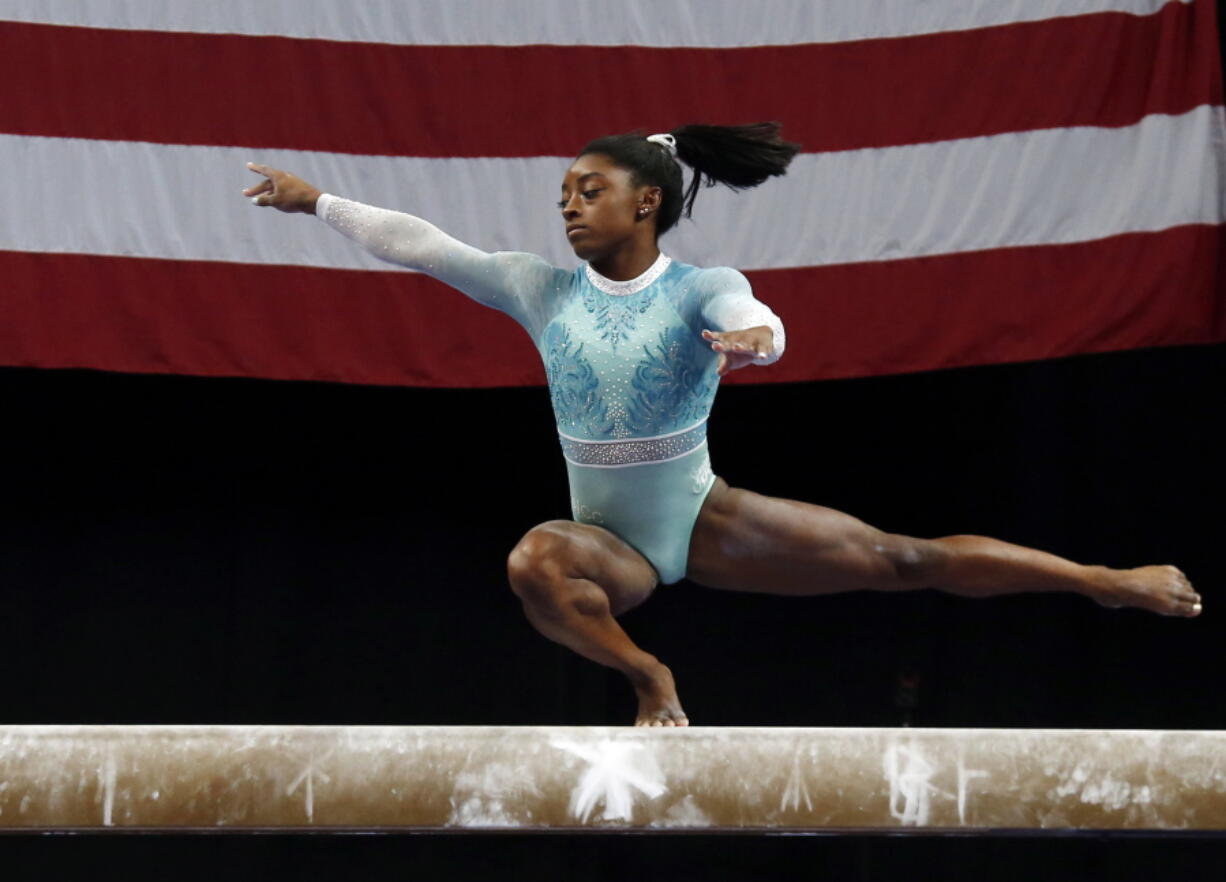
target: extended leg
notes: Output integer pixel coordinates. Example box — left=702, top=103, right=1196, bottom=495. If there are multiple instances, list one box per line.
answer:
left=507, top=520, right=689, bottom=726
left=687, top=479, right=1201, bottom=616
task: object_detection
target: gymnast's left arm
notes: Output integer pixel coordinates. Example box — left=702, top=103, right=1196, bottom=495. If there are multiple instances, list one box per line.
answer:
left=697, top=266, right=787, bottom=376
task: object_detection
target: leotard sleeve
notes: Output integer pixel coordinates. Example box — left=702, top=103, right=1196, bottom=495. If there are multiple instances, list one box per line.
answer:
left=696, top=266, right=786, bottom=366
left=316, top=193, right=563, bottom=338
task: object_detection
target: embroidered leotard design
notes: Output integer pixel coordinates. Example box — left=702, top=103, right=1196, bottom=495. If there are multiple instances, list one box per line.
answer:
left=316, top=197, right=788, bottom=583
left=625, top=326, right=716, bottom=435
left=581, top=287, right=658, bottom=351
left=606, top=403, right=634, bottom=439
left=571, top=498, right=606, bottom=525
left=544, top=323, right=614, bottom=437
left=689, top=456, right=715, bottom=493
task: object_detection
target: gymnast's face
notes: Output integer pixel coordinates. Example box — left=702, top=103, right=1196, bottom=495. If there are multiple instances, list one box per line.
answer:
left=559, top=154, right=658, bottom=262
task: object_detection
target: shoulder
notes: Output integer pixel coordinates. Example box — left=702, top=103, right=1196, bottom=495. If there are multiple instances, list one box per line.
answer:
left=689, top=264, right=752, bottom=298
left=489, top=251, right=572, bottom=291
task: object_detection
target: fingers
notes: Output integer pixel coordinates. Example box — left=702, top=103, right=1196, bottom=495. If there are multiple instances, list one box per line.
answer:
left=702, top=329, right=768, bottom=360
left=706, top=330, right=745, bottom=376
left=244, top=162, right=278, bottom=204
left=242, top=178, right=273, bottom=198
left=704, top=329, right=731, bottom=353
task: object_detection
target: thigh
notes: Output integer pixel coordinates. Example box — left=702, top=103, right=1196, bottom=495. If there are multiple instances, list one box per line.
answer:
left=685, top=478, right=914, bottom=595
left=510, top=519, right=661, bottom=616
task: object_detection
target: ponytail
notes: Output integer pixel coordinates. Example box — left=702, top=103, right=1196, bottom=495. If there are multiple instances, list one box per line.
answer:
left=578, top=122, right=801, bottom=236
left=672, top=123, right=800, bottom=222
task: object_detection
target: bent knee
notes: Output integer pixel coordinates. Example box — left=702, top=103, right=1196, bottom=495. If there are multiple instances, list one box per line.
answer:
left=507, top=521, right=584, bottom=599
left=880, top=534, right=948, bottom=584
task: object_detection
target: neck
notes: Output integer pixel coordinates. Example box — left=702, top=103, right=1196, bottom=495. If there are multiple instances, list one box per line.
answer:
left=589, top=239, right=661, bottom=282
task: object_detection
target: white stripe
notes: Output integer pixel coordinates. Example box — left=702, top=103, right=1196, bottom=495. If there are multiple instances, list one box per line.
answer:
left=4, top=107, right=1221, bottom=273
left=0, top=0, right=1193, bottom=48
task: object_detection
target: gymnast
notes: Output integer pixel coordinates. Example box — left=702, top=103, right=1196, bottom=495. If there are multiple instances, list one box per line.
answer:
left=243, top=122, right=1202, bottom=727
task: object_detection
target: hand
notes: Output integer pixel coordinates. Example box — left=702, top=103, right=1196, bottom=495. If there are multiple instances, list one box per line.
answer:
left=242, top=162, right=322, bottom=214
left=701, top=326, right=774, bottom=377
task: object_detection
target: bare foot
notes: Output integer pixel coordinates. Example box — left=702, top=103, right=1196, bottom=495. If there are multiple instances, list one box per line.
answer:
left=1092, top=564, right=1202, bottom=617
left=632, top=664, right=689, bottom=727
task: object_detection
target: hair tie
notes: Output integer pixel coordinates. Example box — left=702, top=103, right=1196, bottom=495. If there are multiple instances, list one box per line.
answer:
left=646, top=133, right=677, bottom=158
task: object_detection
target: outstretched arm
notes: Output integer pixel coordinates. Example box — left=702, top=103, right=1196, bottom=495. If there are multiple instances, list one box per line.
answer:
left=243, top=163, right=561, bottom=329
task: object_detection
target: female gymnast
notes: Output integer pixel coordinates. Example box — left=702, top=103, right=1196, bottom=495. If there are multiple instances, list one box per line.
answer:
left=244, top=122, right=1202, bottom=727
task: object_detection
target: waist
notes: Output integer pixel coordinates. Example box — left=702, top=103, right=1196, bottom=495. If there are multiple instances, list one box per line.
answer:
left=558, top=420, right=707, bottom=468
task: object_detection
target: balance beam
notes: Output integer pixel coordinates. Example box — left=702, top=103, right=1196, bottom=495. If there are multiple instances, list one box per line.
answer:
left=1, top=726, right=1223, bottom=833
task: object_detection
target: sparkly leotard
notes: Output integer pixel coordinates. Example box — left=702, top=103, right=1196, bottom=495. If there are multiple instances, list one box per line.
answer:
left=317, top=194, right=785, bottom=584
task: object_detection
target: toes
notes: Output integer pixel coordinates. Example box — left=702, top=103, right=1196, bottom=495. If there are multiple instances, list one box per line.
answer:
left=1173, top=597, right=1202, bottom=617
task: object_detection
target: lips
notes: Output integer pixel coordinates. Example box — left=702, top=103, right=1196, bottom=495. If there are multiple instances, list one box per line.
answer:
left=566, top=225, right=588, bottom=239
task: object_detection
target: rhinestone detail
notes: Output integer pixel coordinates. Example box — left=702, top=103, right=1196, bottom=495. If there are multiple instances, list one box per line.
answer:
left=584, top=253, right=671, bottom=297
left=559, top=420, right=706, bottom=467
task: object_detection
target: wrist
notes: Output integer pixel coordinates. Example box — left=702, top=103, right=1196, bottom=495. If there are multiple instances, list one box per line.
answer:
left=303, top=187, right=322, bottom=215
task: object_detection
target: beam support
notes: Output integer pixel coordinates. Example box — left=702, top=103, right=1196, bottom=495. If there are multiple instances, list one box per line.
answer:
left=1, top=726, right=1223, bottom=832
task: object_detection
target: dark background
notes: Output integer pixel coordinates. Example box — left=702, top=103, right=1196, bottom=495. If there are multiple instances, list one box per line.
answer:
left=1, top=340, right=1223, bottom=879
left=2, top=343, right=1222, bottom=731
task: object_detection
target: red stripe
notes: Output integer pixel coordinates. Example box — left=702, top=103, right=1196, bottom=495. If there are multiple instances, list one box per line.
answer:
left=1, top=226, right=1220, bottom=388
left=0, top=2, right=1216, bottom=157
left=0, top=251, right=549, bottom=388
left=743, top=224, right=1226, bottom=384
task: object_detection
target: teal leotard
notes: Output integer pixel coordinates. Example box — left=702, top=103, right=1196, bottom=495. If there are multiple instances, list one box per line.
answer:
left=317, top=195, right=785, bottom=584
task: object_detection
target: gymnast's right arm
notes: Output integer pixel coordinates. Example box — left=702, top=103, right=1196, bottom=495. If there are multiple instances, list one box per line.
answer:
left=242, top=162, right=557, bottom=326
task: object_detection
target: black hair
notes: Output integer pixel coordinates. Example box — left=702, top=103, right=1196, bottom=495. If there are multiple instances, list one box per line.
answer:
left=577, top=122, right=801, bottom=236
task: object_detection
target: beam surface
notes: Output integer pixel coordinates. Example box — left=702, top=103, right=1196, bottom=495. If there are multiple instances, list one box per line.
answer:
left=0, top=726, right=1223, bottom=832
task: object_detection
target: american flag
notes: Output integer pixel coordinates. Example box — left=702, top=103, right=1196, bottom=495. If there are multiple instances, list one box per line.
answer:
left=1, top=0, right=1221, bottom=388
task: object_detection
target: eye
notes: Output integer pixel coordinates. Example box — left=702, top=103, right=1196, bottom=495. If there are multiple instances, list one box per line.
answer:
left=582, top=188, right=603, bottom=200
left=556, top=199, right=567, bottom=209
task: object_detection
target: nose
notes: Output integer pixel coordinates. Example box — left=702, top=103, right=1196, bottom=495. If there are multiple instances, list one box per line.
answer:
left=561, top=193, right=581, bottom=219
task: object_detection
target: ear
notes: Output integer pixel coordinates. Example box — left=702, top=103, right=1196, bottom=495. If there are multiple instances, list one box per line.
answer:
left=636, top=185, right=663, bottom=219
